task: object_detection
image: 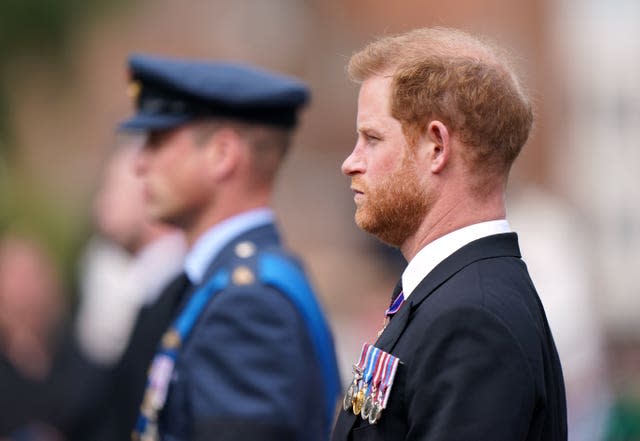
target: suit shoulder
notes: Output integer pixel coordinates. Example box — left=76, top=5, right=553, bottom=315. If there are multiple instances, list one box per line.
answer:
left=411, top=256, right=549, bottom=366
left=422, top=256, right=535, bottom=314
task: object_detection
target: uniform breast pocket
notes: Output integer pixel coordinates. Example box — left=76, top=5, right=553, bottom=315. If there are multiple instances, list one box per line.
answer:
left=352, top=424, right=384, bottom=441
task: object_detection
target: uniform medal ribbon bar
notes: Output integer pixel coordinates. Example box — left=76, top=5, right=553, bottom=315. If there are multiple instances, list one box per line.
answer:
left=343, top=344, right=401, bottom=424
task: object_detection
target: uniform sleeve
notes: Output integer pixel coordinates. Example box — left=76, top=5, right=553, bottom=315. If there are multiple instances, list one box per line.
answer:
left=184, top=285, right=309, bottom=441
left=405, top=305, right=536, bottom=441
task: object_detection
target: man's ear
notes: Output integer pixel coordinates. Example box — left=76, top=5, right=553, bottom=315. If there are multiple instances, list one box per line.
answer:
left=204, top=127, right=242, bottom=181
left=426, top=120, right=451, bottom=174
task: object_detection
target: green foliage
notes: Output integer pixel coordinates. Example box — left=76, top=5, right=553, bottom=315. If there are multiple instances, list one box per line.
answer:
left=0, top=0, right=132, bottom=298
left=0, top=0, right=126, bottom=65
left=0, top=163, right=88, bottom=296
left=605, top=393, right=640, bottom=441
left=0, top=0, right=73, bottom=64
left=0, top=0, right=130, bottom=151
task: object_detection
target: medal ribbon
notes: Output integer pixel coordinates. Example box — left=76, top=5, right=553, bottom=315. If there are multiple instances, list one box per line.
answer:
left=372, top=352, right=390, bottom=401
left=385, top=291, right=405, bottom=318
left=363, top=346, right=380, bottom=389
left=371, top=352, right=389, bottom=395
left=356, top=344, right=373, bottom=389
left=356, top=343, right=371, bottom=372
left=382, top=356, right=400, bottom=408
left=378, top=352, right=394, bottom=405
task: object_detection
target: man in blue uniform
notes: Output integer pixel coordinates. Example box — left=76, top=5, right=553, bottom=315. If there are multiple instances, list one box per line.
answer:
left=119, top=54, right=340, bottom=441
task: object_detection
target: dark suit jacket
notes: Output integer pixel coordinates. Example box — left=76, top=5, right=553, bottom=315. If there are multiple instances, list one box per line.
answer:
left=53, top=267, right=192, bottom=441
left=159, top=223, right=336, bottom=441
left=111, top=272, right=192, bottom=440
left=332, top=233, right=567, bottom=441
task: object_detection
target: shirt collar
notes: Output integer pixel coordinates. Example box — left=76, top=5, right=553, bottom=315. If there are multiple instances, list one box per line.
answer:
left=184, top=208, right=274, bottom=284
left=401, top=220, right=511, bottom=298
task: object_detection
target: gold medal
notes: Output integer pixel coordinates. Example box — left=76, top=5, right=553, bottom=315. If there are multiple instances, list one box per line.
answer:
left=352, top=388, right=365, bottom=415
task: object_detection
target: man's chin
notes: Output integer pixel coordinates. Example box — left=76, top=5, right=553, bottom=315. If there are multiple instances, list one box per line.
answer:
left=147, top=209, right=173, bottom=225
left=354, top=210, right=370, bottom=232
left=355, top=214, right=408, bottom=248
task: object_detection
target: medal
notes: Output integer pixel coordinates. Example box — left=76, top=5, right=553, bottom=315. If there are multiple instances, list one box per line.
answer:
left=344, top=344, right=371, bottom=411
left=355, top=346, right=379, bottom=416
left=362, top=351, right=388, bottom=420
left=381, top=356, right=400, bottom=409
left=343, top=381, right=356, bottom=411
left=369, top=351, right=400, bottom=424
left=368, top=401, right=382, bottom=424
left=353, top=388, right=365, bottom=415
left=344, top=343, right=402, bottom=423
left=368, top=355, right=392, bottom=425
left=377, top=292, right=406, bottom=339
left=385, top=292, right=405, bottom=317
left=361, top=393, right=374, bottom=419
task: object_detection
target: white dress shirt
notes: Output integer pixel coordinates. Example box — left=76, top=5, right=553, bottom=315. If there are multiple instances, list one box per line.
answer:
left=401, top=220, right=512, bottom=298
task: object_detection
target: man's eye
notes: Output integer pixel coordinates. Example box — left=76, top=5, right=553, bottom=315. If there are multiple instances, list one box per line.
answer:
left=145, top=132, right=169, bottom=149
left=365, top=133, right=381, bottom=142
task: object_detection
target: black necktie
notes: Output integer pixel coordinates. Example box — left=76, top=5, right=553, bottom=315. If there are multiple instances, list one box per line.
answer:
left=167, top=271, right=193, bottom=317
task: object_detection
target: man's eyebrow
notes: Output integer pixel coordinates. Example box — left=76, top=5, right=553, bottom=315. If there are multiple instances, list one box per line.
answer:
left=357, top=124, right=384, bottom=135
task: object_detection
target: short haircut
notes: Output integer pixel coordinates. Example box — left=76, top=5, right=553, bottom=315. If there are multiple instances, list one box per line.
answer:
left=348, top=27, right=533, bottom=179
left=191, top=119, right=293, bottom=186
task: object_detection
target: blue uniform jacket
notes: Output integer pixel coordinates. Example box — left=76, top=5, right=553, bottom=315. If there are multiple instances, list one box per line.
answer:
left=159, top=223, right=338, bottom=441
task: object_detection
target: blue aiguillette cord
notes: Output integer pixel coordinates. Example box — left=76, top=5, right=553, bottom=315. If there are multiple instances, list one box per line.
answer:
left=258, top=251, right=340, bottom=438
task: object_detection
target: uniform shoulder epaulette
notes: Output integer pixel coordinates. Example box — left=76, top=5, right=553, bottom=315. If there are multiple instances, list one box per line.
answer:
left=227, top=240, right=340, bottom=434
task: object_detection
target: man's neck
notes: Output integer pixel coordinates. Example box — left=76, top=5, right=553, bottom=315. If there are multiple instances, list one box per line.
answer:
left=185, top=190, right=272, bottom=248
left=401, top=192, right=506, bottom=261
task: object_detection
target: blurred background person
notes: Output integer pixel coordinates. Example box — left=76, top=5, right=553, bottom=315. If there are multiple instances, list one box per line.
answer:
left=74, top=138, right=186, bottom=367
left=55, top=139, right=186, bottom=441
left=0, top=233, right=65, bottom=440
left=0, top=234, right=64, bottom=380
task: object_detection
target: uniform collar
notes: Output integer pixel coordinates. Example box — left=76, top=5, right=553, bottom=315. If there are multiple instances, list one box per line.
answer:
left=401, top=220, right=511, bottom=298
left=184, top=208, right=274, bottom=284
